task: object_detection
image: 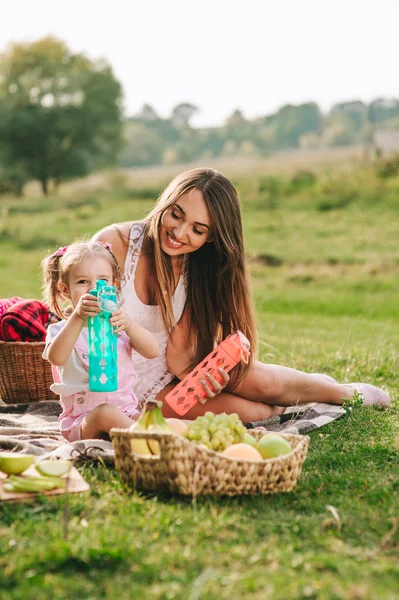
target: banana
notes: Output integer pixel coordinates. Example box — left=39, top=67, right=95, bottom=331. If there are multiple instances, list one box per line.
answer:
left=129, top=401, right=174, bottom=456
left=145, top=401, right=174, bottom=456
left=129, top=409, right=153, bottom=456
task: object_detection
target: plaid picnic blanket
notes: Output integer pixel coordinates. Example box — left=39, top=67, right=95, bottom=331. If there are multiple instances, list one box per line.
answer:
left=0, top=400, right=346, bottom=465
left=0, top=401, right=115, bottom=465
left=245, top=402, right=346, bottom=434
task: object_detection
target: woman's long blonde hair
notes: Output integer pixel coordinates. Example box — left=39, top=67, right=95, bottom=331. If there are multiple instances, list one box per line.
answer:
left=146, top=168, right=257, bottom=383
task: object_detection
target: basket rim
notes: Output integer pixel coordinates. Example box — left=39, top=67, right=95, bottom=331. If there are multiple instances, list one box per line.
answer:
left=110, top=428, right=309, bottom=464
left=0, top=340, right=46, bottom=347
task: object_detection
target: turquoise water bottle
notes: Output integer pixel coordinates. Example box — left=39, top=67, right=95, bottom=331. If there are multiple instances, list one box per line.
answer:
left=88, top=280, right=119, bottom=392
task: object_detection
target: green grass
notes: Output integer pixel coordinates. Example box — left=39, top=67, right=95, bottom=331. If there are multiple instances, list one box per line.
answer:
left=0, top=165, right=398, bottom=599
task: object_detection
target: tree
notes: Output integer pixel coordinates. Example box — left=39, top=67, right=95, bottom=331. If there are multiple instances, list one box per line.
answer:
left=135, top=104, right=160, bottom=121
left=121, top=121, right=164, bottom=166
left=273, top=103, right=322, bottom=148
left=171, top=103, right=198, bottom=128
left=0, top=37, right=123, bottom=194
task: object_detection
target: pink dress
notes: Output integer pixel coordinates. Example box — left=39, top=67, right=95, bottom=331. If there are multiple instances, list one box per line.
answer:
left=43, top=321, right=140, bottom=442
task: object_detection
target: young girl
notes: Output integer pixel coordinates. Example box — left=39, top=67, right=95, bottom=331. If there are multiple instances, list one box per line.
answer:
left=42, top=240, right=159, bottom=442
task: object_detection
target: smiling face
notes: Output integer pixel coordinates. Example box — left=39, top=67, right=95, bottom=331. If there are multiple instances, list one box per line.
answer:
left=59, top=254, right=114, bottom=308
left=160, top=188, right=212, bottom=257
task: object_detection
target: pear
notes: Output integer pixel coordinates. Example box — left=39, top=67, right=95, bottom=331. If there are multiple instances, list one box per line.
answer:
left=0, top=453, right=35, bottom=475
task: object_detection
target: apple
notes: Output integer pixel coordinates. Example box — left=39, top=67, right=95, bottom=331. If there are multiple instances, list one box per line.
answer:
left=256, top=434, right=292, bottom=459
left=35, top=460, right=72, bottom=477
left=0, top=453, right=35, bottom=475
left=243, top=432, right=257, bottom=447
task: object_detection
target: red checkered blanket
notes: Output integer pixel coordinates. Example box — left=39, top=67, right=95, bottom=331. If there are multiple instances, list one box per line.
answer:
left=0, top=298, right=58, bottom=342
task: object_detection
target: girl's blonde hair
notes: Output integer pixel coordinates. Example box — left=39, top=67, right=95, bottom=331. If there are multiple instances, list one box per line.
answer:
left=42, top=241, right=120, bottom=319
left=145, top=167, right=257, bottom=384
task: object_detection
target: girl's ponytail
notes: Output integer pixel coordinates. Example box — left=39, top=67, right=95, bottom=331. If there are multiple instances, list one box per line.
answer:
left=41, top=252, right=68, bottom=319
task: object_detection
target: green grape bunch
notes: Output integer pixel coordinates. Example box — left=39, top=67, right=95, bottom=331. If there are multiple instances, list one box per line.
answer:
left=185, top=412, right=247, bottom=452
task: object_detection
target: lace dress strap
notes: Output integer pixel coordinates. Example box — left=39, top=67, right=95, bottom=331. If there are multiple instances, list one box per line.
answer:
left=121, top=221, right=146, bottom=292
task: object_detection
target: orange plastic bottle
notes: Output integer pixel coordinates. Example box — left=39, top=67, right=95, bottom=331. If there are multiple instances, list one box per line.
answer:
left=165, top=331, right=250, bottom=416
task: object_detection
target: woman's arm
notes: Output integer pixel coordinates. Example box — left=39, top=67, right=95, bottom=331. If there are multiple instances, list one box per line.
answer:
left=93, top=223, right=158, bottom=359
left=166, top=308, right=193, bottom=379
left=91, top=223, right=131, bottom=277
left=166, top=308, right=230, bottom=400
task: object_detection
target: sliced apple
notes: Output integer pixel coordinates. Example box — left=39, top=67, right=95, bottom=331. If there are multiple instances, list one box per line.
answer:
left=0, top=453, right=35, bottom=475
left=35, top=460, right=72, bottom=477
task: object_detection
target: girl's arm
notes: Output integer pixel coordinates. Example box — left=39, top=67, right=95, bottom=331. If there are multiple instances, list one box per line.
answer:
left=47, top=313, right=83, bottom=366
left=126, top=319, right=159, bottom=359
left=110, top=309, right=159, bottom=359
left=47, top=294, right=100, bottom=366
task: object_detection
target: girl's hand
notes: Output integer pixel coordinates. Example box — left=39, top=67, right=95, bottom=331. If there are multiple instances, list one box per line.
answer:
left=110, top=308, right=132, bottom=335
left=198, top=368, right=230, bottom=404
left=74, top=294, right=101, bottom=321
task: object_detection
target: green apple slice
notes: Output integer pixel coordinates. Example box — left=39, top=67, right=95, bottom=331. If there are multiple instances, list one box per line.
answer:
left=0, top=453, right=35, bottom=475
left=7, top=475, right=65, bottom=492
left=35, top=460, right=72, bottom=477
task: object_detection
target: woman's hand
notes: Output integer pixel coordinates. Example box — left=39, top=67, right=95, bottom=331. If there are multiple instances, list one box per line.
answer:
left=110, top=308, right=132, bottom=335
left=198, top=368, right=230, bottom=404
left=74, top=294, right=101, bottom=321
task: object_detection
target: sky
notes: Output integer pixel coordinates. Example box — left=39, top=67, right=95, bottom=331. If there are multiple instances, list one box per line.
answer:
left=0, top=0, right=398, bottom=127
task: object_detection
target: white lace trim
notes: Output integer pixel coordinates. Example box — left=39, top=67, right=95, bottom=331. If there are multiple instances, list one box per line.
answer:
left=120, top=221, right=186, bottom=407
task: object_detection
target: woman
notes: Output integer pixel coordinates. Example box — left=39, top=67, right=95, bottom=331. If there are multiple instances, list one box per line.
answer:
left=92, top=168, right=390, bottom=421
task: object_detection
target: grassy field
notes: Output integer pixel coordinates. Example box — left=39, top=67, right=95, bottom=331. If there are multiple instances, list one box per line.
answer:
left=0, top=159, right=398, bottom=599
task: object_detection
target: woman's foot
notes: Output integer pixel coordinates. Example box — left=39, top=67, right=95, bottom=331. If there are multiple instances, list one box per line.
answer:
left=348, top=383, right=390, bottom=408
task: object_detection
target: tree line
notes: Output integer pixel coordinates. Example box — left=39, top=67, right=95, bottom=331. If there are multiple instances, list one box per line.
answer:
left=1, top=36, right=398, bottom=195
left=123, top=99, right=399, bottom=167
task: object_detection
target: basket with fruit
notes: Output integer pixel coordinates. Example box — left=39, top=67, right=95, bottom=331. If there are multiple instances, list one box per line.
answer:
left=110, top=402, right=309, bottom=496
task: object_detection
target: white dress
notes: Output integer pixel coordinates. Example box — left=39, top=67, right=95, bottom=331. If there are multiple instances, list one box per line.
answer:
left=120, top=221, right=187, bottom=408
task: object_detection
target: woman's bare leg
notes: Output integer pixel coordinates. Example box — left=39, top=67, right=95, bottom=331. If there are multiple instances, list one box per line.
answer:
left=230, top=361, right=354, bottom=407
left=156, top=364, right=388, bottom=420
left=157, top=382, right=284, bottom=422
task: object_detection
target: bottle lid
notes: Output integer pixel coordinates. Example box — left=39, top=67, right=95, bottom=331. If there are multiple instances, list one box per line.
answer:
left=102, top=285, right=117, bottom=293
left=224, top=331, right=251, bottom=363
left=98, top=285, right=119, bottom=312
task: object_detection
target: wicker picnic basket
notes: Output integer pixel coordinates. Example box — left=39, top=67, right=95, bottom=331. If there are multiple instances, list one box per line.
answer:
left=0, top=340, right=57, bottom=404
left=110, top=428, right=309, bottom=496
